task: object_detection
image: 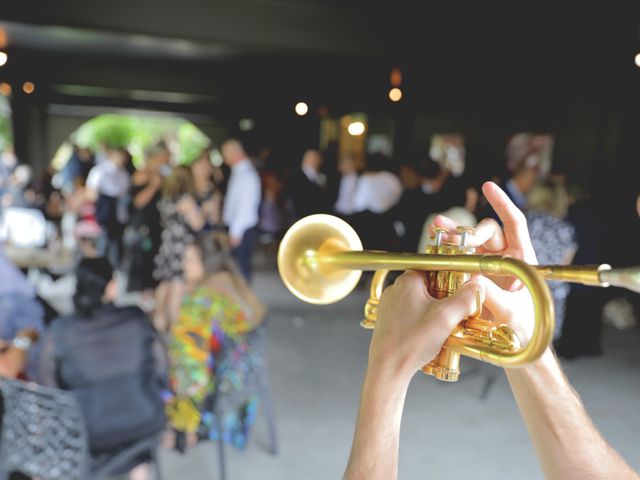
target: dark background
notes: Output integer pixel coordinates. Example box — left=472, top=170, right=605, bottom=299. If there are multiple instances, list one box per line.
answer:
left=1, top=2, right=640, bottom=266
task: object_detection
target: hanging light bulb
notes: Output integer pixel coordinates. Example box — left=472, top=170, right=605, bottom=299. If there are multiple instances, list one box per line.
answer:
left=388, top=87, right=403, bottom=102
left=22, top=81, right=36, bottom=94
left=0, top=51, right=7, bottom=67
left=295, top=102, right=309, bottom=116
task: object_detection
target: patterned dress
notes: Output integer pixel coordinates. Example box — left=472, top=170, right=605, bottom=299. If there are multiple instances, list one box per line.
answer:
left=526, top=211, right=578, bottom=338
left=165, top=284, right=264, bottom=449
left=154, top=195, right=195, bottom=282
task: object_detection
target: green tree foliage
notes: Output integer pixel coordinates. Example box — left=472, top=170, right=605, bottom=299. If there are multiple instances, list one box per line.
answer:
left=0, top=97, right=12, bottom=149
left=69, top=114, right=210, bottom=168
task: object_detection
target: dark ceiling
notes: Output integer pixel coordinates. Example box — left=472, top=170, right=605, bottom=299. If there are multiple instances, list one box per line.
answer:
left=1, top=2, right=640, bottom=121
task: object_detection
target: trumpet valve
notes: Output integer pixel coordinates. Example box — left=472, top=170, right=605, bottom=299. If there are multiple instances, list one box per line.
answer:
left=432, top=227, right=447, bottom=246
left=422, top=349, right=461, bottom=382
left=456, top=226, right=476, bottom=251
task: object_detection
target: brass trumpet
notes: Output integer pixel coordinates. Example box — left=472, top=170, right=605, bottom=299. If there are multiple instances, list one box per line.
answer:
left=277, top=214, right=640, bottom=382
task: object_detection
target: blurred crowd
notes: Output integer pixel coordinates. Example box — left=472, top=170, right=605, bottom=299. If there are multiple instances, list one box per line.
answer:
left=0, top=134, right=639, bottom=478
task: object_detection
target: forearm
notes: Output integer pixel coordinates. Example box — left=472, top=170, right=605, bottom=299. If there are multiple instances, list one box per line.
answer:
left=133, top=184, right=159, bottom=209
left=506, top=349, right=638, bottom=480
left=185, top=208, right=205, bottom=231
left=343, top=366, right=410, bottom=480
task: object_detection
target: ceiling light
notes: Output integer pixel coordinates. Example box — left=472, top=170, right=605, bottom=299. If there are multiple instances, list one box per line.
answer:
left=388, top=87, right=403, bottom=102
left=347, top=121, right=365, bottom=136
left=295, top=102, right=308, bottom=116
left=23, top=82, right=36, bottom=94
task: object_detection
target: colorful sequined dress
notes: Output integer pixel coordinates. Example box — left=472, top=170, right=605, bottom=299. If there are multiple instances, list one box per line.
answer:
left=166, top=282, right=265, bottom=449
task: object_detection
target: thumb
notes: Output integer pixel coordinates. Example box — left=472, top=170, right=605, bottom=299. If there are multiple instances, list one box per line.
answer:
left=429, top=280, right=486, bottom=331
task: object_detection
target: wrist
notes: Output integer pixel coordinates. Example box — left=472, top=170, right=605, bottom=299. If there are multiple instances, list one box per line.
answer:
left=12, top=335, right=34, bottom=351
left=366, top=356, right=415, bottom=391
left=505, top=347, right=562, bottom=385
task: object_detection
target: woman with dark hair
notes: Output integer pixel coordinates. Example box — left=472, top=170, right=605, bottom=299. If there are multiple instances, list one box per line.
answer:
left=164, top=235, right=265, bottom=455
left=36, top=257, right=167, bottom=480
left=124, top=145, right=169, bottom=306
left=191, top=149, right=222, bottom=232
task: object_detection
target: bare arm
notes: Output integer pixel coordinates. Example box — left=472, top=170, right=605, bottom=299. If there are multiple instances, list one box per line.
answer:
left=132, top=172, right=162, bottom=209
left=343, top=275, right=481, bottom=480
left=507, top=350, right=638, bottom=480
left=0, top=328, right=39, bottom=379
left=0, top=342, right=28, bottom=378
left=343, top=367, right=408, bottom=480
left=177, top=196, right=205, bottom=231
left=434, top=181, right=639, bottom=480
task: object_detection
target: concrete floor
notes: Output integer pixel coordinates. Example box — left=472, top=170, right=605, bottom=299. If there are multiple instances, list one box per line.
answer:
left=36, top=267, right=640, bottom=480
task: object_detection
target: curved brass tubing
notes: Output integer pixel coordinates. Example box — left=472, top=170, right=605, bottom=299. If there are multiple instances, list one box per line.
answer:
left=320, top=251, right=554, bottom=368
left=278, top=214, right=640, bottom=382
left=362, top=270, right=389, bottom=329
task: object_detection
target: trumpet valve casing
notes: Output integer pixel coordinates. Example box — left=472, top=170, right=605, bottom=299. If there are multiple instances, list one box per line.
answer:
left=421, top=235, right=474, bottom=382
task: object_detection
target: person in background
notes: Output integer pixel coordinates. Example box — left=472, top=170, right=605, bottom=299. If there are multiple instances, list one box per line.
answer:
left=501, top=160, right=539, bottom=211
left=525, top=177, right=577, bottom=339
left=85, top=146, right=131, bottom=267
left=154, top=166, right=205, bottom=332
left=191, top=149, right=222, bottom=231
left=124, top=144, right=169, bottom=309
left=36, top=257, right=167, bottom=480
left=414, top=158, right=480, bottom=253
left=351, top=153, right=402, bottom=216
left=289, top=149, right=331, bottom=219
left=259, top=170, right=287, bottom=242
left=333, top=154, right=359, bottom=216
left=393, top=160, right=435, bottom=252
left=59, top=144, right=95, bottom=195
left=557, top=182, right=614, bottom=358
left=0, top=144, right=17, bottom=197
left=74, top=220, right=102, bottom=259
left=221, top=139, right=261, bottom=282
left=0, top=327, right=39, bottom=379
left=164, top=238, right=263, bottom=453
left=0, top=246, right=45, bottom=379
left=347, top=153, right=402, bottom=251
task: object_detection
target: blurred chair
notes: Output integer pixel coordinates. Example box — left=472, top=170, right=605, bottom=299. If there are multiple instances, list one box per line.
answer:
left=0, top=378, right=163, bottom=480
left=0, top=378, right=88, bottom=480
left=89, top=434, right=162, bottom=480
left=204, top=324, right=278, bottom=480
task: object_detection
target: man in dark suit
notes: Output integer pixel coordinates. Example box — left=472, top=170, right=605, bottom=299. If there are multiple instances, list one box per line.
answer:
left=289, top=149, right=331, bottom=219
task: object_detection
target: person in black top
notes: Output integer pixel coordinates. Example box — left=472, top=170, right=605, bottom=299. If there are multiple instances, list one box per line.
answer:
left=289, top=149, right=332, bottom=219
left=124, top=145, right=167, bottom=300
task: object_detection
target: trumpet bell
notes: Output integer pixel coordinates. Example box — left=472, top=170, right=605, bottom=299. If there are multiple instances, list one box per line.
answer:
left=277, top=214, right=364, bottom=304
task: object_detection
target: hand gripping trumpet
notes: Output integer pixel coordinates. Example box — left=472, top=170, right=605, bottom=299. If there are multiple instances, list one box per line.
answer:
left=277, top=214, right=640, bottom=382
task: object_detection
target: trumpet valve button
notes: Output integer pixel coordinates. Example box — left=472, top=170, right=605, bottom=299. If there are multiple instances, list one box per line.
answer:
left=456, top=226, right=475, bottom=247
left=432, top=227, right=447, bottom=246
